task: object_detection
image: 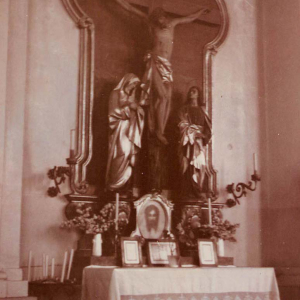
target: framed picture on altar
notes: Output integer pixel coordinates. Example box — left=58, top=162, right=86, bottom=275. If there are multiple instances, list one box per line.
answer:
left=197, top=239, right=218, bottom=267
left=147, top=239, right=180, bottom=267
left=121, top=237, right=143, bottom=267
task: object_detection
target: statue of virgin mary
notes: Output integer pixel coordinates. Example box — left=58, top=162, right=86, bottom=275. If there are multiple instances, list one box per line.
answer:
left=106, top=74, right=145, bottom=192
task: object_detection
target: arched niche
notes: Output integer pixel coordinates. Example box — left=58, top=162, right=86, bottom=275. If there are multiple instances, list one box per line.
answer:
left=62, top=0, right=229, bottom=203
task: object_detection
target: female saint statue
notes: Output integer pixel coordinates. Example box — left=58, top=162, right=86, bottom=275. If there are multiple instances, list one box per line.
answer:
left=178, top=86, right=212, bottom=199
left=106, top=73, right=145, bottom=193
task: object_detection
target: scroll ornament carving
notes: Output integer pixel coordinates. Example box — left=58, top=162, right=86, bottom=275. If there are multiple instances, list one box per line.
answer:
left=77, top=17, right=95, bottom=29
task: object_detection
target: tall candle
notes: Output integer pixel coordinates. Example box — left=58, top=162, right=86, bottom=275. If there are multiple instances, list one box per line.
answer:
left=66, top=249, right=74, bottom=280
left=42, top=253, right=46, bottom=278
left=27, top=251, right=32, bottom=281
left=253, top=153, right=257, bottom=173
left=45, top=255, right=49, bottom=278
left=60, top=251, right=68, bottom=283
left=115, top=193, right=119, bottom=231
left=51, top=258, right=55, bottom=279
left=70, top=129, right=76, bottom=158
left=208, top=198, right=212, bottom=225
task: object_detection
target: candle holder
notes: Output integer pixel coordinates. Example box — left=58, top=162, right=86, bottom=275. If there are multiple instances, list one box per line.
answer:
left=47, top=166, right=70, bottom=197
left=226, top=171, right=261, bottom=206
left=114, top=230, right=122, bottom=266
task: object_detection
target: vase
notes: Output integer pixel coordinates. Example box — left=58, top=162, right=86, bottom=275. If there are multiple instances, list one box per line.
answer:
left=217, top=238, right=225, bottom=257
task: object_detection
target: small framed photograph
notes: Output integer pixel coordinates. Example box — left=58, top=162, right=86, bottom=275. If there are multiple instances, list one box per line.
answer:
left=147, top=239, right=180, bottom=266
left=197, top=239, right=218, bottom=267
left=121, top=237, right=143, bottom=267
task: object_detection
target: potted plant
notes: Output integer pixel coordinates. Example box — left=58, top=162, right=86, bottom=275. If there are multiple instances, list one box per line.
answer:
left=176, top=209, right=239, bottom=256
left=60, top=202, right=129, bottom=255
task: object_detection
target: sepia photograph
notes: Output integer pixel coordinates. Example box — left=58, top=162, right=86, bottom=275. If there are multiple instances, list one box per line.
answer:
left=1, top=0, right=295, bottom=299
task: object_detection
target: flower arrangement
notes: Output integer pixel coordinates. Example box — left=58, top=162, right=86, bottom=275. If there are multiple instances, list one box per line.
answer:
left=60, top=203, right=129, bottom=235
left=211, top=209, right=239, bottom=242
left=176, top=209, right=239, bottom=249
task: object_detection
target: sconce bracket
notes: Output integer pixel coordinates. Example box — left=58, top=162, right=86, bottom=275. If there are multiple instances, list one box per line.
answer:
left=47, top=166, right=70, bottom=197
left=226, top=172, right=261, bottom=206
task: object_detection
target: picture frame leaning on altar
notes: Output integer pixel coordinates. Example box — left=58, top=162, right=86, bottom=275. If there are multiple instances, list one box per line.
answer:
left=197, top=239, right=218, bottom=267
left=121, top=237, right=143, bottom=267
left=147, top=239, right=180, bottom=267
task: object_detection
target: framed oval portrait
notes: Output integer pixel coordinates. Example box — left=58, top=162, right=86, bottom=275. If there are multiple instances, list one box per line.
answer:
left=137, top=200, right=168, bottom=239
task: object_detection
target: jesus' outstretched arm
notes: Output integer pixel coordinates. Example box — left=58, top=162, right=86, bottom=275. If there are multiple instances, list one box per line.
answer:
left=114, top=0, right=148, bottom=20
left=170, top=7, right=210, bottom=26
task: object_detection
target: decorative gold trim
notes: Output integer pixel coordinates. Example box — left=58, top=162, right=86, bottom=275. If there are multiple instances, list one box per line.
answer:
left=203, top=0, right=229, bottom=199
left=62, top=0, right=95, bottom=195
left=131, top=193, right=174, bottom=238
left=62, top=0, right=229, bottom=200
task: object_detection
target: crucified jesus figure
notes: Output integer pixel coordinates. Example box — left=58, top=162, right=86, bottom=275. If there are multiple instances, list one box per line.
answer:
left=114, top=0, right=210, bottom=145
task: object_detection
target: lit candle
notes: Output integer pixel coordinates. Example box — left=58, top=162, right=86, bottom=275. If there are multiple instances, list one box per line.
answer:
left=60, top=251, right=68, bottom=283
left=45, top=255, right=49, bottom=278
left=51, top=258, right=55, bottom=278
left=27, top=251, right=32, bottom=281
left=70, top=129, right=76, bottom=158
left=208, top=198, right=212, bottom=225
left=253, top=152, right=258, bottom=174
left=115, top=193, right=119, bottom=231
left=66, top=249, right=74, bottom=280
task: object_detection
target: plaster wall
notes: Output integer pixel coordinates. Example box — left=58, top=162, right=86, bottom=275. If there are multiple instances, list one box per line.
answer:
left=261, top=0, right=300, bottom=267
left=9, top=0, right=263, bottom=273
left=213, top=0, right=261, bottom=267
left=19, top=0, right=80, bottom=276
left=0, top=0, right=29, bottom=271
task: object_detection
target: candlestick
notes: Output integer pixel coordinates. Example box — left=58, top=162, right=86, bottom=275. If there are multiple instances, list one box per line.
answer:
left=27, top=251, right=32, bottom=281
left=45, top=255, right=49, bottom=278
left=51, top=258, right=55, bottom=278
left=60, top=251, right=68, bottom=283
left=253, top=153, right=257, bottom=174
left=70, top=129, right=76, bottom=158
left=115, top=193, right=119, bottom=231
left=66, top=249, right=74, bottom=280
left=208, top=198, right=212, bottom=225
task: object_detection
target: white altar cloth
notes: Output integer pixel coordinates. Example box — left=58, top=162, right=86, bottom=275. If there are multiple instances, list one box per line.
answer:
left=82, top=266, right=280, bottom=300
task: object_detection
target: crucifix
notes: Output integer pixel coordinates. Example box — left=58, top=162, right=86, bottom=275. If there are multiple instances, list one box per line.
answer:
left=114, top=0, right=213, bottom=145
left=112, top=0, right=216, bottom=191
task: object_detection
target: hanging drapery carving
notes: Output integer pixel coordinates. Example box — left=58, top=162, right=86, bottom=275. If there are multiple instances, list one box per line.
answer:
left=106, top=74, right=145, bottom=192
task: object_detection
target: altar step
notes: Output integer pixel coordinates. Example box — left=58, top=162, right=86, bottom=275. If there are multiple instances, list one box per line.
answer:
left=0, top=279, right=29, bottom=299
left=0, top=298, right=36, bottom=300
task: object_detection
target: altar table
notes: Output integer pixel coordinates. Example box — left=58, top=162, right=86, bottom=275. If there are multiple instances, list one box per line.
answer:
left=82, top=266, right=280, bottom=300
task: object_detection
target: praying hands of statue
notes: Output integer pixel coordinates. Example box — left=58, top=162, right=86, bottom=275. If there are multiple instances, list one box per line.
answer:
left=129, top=102, right=138, bottom=111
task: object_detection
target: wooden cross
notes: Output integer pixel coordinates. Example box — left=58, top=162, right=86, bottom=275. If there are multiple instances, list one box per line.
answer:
left=127, top=0, right=221, bottom=25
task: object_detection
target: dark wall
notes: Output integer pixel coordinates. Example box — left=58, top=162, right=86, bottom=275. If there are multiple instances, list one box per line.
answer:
left=77, top=0, right=220, bottom=195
